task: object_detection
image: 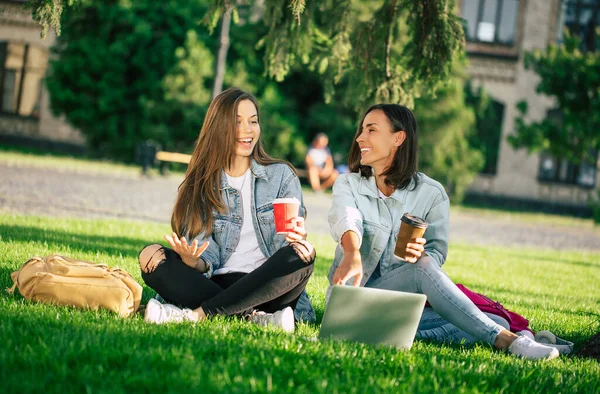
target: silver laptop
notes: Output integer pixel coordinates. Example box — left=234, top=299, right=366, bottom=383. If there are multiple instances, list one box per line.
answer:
left=318, top=285, right=427, bottom=350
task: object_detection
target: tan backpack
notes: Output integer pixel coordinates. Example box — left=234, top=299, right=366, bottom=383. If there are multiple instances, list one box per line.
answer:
left=7, top=254, right=143, bottom=317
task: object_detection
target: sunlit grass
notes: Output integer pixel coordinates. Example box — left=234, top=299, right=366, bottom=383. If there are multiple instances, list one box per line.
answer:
left=1, top=213, right=599, bottom=393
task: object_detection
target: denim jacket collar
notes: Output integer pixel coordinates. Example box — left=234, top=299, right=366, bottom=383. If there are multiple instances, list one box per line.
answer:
left=219, top=159, right=268, bottom=189
left=358, top=174, right=416, bottom=204
left=250, top=159, right=269, bottom=180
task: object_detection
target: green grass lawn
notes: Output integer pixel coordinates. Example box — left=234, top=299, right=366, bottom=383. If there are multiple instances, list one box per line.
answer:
left=1, top=213, right=599, bottom=393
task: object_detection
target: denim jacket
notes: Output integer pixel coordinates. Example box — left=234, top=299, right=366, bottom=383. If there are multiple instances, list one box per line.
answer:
left=192, top=159, right=316, bottom=323
left=327, top=172, right=450, bottom=288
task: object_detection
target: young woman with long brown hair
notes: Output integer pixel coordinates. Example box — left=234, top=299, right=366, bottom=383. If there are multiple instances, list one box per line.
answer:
left=138, top=87, right=315, bottom=332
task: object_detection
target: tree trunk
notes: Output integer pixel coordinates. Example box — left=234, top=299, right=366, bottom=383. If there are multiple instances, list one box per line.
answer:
left=212, top=6, right=232, bottom=99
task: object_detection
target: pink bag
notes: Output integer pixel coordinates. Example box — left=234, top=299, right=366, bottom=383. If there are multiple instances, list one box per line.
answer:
left=426, top=284, right=534, bottom=334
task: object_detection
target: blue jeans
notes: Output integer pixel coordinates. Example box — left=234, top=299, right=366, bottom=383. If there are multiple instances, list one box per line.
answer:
left=365, top=256, right=505, bottom=346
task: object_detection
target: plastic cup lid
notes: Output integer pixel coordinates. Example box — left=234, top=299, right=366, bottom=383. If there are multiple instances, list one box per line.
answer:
left=273, top=197, right=300, bottom=205
left=401, top=213, right=428, bottom=228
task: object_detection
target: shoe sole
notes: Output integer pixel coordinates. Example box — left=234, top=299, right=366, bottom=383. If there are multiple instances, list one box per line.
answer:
left=144, top=299, right=162, bottom=324
left=280, top=307, right=295, bottom=333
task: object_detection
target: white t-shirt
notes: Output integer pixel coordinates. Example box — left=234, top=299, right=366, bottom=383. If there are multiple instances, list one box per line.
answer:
left=377, top=189, right=390, bottom=199
left=213, top=169, right=267, bottom=275
left=307, top=147, right=329, bottom=169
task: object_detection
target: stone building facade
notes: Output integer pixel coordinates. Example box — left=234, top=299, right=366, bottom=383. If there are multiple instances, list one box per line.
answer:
left=0, top=0, right=83, bottom=146
left=460, top=0, right=600, bottom=210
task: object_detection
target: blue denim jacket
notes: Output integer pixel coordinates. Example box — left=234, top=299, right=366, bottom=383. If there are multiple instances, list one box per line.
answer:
left=193, top=159, right=315, bottom=323
left=327, top=172, right=450, bottom=289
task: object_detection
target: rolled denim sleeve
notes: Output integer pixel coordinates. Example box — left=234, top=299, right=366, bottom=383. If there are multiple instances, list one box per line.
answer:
left=193, top=232, right=220, bottom=278
left=328, top=175, right=364, bottom=247
left=423, top=193, right=450, bottom=267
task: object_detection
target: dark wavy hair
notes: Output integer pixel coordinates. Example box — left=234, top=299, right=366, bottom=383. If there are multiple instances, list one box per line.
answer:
left=348, top=104, right=419, bottom=191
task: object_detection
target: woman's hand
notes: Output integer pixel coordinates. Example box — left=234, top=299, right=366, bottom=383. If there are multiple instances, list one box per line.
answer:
left=285, top=217, right=307, bottom=243
left=285, top=217, right=314, bottom=264
left=332, top=251, right=363, bottom=287
left=164, top=232, right=209, bottom=271
left=403, top=237, right=426, bottom=263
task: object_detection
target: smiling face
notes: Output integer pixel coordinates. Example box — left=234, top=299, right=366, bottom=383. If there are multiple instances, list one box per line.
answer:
left=234, top=99, right=261, bottom=158
left=355, top=109, right=406, bottom=175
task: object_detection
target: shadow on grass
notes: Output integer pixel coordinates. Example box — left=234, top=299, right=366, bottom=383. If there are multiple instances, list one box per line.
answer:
left=0, top=223, right=154, bottom=259
left=1, top=304, right=598, bottom=394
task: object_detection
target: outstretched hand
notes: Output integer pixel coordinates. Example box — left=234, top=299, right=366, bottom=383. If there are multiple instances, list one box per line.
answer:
left=164, top=232, right=209, bottom=270
left=332, top=251, right=363, bottom=287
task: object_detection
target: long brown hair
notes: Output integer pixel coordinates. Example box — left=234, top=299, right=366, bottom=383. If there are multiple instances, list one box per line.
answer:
left=348, top=104, right=419, bottom=190
left=171, top=87, right=287, bottom=239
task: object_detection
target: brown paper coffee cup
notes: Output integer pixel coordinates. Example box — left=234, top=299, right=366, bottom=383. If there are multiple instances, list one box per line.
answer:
left=394, top=213, right=428, bottom=259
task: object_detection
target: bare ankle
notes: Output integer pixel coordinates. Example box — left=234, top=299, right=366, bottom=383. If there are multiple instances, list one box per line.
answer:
left=191, top=307, right=207, bottom=322
left=494, top=329, right=518, bottom=349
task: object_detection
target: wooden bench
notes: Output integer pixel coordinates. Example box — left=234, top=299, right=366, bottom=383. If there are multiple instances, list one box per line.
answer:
left=155, top=151, right=192, bottom=175
left=154, top=151, right=308, bottom=179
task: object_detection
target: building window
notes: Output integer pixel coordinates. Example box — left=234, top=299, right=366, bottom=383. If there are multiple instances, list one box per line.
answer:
left=465, top=83, right=504, bottom=175
left=0, top=41, right=48, bottom=118
left=538, top=153, right=598, bottom=188
left=559, top=0, right=600, bottom=51
left=461, top=0, right=519, bottom=45
left=537, top=110, right=598, bottom=188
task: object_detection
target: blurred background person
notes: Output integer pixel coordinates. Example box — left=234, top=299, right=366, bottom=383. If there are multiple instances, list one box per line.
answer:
left=305, top=133, right=339, bottom=193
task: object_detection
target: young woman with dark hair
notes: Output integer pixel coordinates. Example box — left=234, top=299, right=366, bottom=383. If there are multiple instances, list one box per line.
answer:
left=327, top=103, right=560, bottom=359
left=138, top=87, right=316, bottom=331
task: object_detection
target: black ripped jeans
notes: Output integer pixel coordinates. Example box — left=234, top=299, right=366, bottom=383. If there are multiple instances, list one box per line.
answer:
left=141, top=245, right=315, bottom=317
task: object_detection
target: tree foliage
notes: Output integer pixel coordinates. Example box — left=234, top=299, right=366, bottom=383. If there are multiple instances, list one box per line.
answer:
left=46, top=0, right=215, bottom=159
left=38, top=0, right=474, bottom=184
left=464, top=80, right=503, bottom=175
left=509, top=32, right=600, bottom=166
left=46, top=0, right=314, bottom=162
left=25, top=0, right=83, bottom=38
left=414, top=62, right=483, bottom=202
left=31, top=0, right=464, bottom=111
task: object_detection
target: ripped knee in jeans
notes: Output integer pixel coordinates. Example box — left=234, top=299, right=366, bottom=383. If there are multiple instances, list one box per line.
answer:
left=290, top=240, right=316, bottom=264
left=139, top=244, right=166, bottom=273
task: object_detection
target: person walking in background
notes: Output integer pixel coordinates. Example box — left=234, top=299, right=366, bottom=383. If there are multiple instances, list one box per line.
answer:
left=138, top=87, right=316, bottom=332
left=326, top=103, right=559, bottom=360
left=305, top=133, right=339, bottom=193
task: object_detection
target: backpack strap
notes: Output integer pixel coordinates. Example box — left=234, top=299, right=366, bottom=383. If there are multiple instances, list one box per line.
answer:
left=6, top=257, right=41, bottom=295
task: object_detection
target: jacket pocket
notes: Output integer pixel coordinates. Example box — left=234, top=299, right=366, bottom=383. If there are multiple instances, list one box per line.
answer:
left=213, top=215, right=228, bottom=233
left=256, top=203, right=274, bottom=225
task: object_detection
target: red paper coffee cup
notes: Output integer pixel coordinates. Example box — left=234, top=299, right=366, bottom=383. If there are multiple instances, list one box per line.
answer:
left=273, top=197, right=300, bottom=234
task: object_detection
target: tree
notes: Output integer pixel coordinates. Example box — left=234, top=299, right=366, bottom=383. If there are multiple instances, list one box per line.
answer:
left=464, top=80, right=503, bottom=175
left=45, top=0, right=315, bottom=162
left=414, top=62, right=483, bottom=202
left=29, top=0, right=464, bottom=110
left=46, top=0, right=215, bottom=160
left=509, top=32, right=600, bottom=167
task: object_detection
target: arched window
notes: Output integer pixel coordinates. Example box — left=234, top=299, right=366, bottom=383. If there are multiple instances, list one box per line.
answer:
left=0, top=41, right=48, bottom=118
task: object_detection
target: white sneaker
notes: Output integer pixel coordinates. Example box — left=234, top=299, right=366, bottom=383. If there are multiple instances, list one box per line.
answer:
left=144, top=298, right=195, bottom=324
left=249, top=306, right=295, bottom=333
left=516, top=330, right=535, bottom=341
left=535, top=330, right=574, bottom=355
left=508, top=335, right=560, bottom=360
